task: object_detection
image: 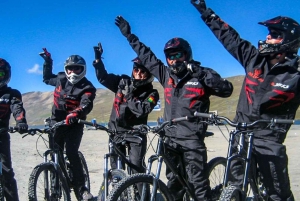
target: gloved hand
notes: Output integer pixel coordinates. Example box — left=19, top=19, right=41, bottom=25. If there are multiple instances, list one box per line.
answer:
left=119, top=79, right=132, bottom=96
left=39, top=48, right=53, bottom=63
left=66, top=113, right=78, bottom=125
left=93, top=42, right=103, bottom=60
left=115, top=16, right=131, bottom=38
left=16, top=122, right=28, bottom=134
left=187, top=63, right=205, bottom=79
left=191, top=0, right=207, bottom=14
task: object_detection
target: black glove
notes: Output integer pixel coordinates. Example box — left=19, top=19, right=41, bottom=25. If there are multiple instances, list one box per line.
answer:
left=187, top=63, right=205, bottom=79
left=39, top=48, right=53, bottom=63
left=115, top=16, right=131, bottom=38
left=66, top=113, right=78, bottom=125
left=93, top=42, right=103, bottom=60
left=191, top=0, right=207, bottom=14
left=16, top=122, right=28, bottom=134
left=119, top=79, right=132, bottom=96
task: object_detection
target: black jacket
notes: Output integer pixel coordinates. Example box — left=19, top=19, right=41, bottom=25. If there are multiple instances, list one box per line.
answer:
left=93, top=60, right=159, bottom=132
left=201, top=8, right=300, bottom=142
left=125, top=34, right=233, bottom=139
left=43, top=63, right=96, bottom=122
left=0, top=85, right=27, bottom=130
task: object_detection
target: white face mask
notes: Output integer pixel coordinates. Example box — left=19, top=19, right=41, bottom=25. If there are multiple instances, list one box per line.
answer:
left=64, top=65, right=86, bottom=84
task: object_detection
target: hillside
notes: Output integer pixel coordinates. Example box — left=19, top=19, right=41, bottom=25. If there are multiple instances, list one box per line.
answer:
left=16, top=75, right=300, bottom=125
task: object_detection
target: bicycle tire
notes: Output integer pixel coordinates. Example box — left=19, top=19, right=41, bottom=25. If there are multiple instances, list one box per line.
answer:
left=28, top=162, right=71, bottom=201
left=107, top=173, right=173, bottom=201
left=0, top=176, right=4, bottom=201
left=97, top=169, right=127, bottom=201
left=219, top=185, right=243, bottom=201
left=208, top=157, right=226, bottom=187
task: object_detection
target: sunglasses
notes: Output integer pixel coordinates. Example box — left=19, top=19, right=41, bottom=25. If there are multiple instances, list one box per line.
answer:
left=167, top=52, right=184, bottom=60
left=268, top=30, right=282, bottom=39
left=133, top=68, right=147, bottom=75
left=66, top=66, right=82, bottom=71
left=0, top=71, right=5, bottom=77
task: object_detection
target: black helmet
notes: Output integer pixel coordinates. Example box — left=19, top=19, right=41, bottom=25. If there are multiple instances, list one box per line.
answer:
left=0, top=58, right=11, bottom=88
left=163, top=38, right=192, bottom=76
left=64, top=55, right=86, bottom=84
left=258, top=16, right=300, bottom=55
left=131, top=57, right=154, bottom=88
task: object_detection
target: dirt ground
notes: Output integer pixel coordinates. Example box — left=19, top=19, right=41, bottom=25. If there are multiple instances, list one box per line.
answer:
left=10, top=125, right=300, bottom=200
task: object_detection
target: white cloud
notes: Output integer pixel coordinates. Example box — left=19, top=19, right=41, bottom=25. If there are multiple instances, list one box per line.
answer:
left=28, top=64, right=42, bottom=74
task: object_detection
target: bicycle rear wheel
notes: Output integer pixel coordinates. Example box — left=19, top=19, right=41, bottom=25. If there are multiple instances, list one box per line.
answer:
left=97, top=169, right=127, bottom=201
left=107, top=173, right=173, bottom=201
left=207, top=157, right=226, bottom=200
left=28, top=162, right=71, bottom=201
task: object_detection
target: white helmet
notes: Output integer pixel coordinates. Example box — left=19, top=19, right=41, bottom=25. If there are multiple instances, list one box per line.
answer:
left=64, top=55, right=86, bottom=84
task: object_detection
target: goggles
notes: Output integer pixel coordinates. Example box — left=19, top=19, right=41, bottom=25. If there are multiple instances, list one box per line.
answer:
left=167, top=52, right=184, bottom=60
left=268, top=30, right=282, bottom=39
left=0, top=71, right=5, bottom=77
left=133, top=68, right=147, bottom=75
left=66, top=66, right=82, bottom=71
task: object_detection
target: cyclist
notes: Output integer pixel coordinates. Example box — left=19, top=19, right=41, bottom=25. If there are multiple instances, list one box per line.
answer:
left=92, top=43, right=159, bottom=174
left=115, top=16, right=233, bottom=201
left=40, top=49, right=96, bottom=200
left=190, top=0, right=300, bottom=200
left=0, top=58, right=28, bottom=201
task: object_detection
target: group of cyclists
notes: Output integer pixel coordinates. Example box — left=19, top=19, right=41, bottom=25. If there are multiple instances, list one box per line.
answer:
left=1, top=0, right=300, bottom=200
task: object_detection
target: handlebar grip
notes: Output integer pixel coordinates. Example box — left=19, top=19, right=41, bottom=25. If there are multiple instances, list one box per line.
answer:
left=273, top=119, right=295, bottom=124
left=194, top=112, right=212, bottom=118
left=78, top=119, right=94, bottom=126
left=172, top=116, right=188, bottom=123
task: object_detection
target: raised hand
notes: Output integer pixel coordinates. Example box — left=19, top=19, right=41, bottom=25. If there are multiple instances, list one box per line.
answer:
left=39, top=48, right=53, bottom=63
left=191, top=0, right=207, bottom=14
left=93, top=42, right=103, bottom=60
left=115, top=16, right=131, bottom=38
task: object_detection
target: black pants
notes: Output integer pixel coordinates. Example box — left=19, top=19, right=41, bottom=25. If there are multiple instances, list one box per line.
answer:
left=165, top=137, right=210, bottom=201
left=51, top=125, right=85, bottom=190
left=0, top=132, right=19, bottom=201
left=110, top=135, right=147, bottom=174
left=229, top=137, right=293, bottom=201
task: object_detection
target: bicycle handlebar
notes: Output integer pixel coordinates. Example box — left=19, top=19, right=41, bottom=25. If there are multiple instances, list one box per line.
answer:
left=194, top=112, right=297, bottom=128
left=151, top=116, right=189, bottom=134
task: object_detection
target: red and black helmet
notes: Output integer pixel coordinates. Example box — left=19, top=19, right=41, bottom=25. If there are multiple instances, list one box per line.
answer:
left=163, top=37, right=193, bottom=61
left=0, top=58, right=11, bottom=88
left=258, top=16, right=300, bottom=55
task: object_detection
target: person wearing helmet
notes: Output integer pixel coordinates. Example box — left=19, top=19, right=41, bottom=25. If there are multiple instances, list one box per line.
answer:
left=191, top=1, right=300, bottom=200
left=40, top=49, right=96, bottom=200
left=92, top=43, right=159, bottom=176
left=0, top=58, right=28, bottom=200
left=115, top=16, right=233, bottom=201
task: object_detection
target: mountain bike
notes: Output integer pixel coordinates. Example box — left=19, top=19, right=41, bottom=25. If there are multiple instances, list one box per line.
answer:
left=78, top=120, right=148, bottom=201
left=106, top=116, right=226, bottom=201
left=194, top=112, right=298, bottom=201
left=10, top=120, right=90, bottom=201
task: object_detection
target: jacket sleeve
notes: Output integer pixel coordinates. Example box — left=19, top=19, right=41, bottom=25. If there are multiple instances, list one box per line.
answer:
left=10, top=89, right=27, bottom=124
left=93, top=60, right=130, bottom=93
left=201, top=67, right=233, bottom=97
left=201, top=8, right=258, bottom=71
left=125, top=89, right=159, bottom=118
left=71, top=85, right=96, bottom=118
left=43, top=62, right=58, bottom=86
left=126, top=34, right=170, bottom=86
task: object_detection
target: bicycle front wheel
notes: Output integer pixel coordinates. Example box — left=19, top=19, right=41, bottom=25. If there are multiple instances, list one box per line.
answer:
left=28, top=162, right=71, bottom=201
left=107, top=173, right=173, bottom=201
left=97, top=169, right=127, bottom=201
left=208, top=157, right=226, bottom=200
left=0, top=175, right=4, bottom=201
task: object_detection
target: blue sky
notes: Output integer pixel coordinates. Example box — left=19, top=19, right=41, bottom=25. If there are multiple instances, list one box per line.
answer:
left=1, top=0, right=299, bottom=94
